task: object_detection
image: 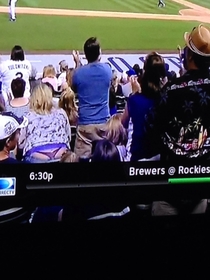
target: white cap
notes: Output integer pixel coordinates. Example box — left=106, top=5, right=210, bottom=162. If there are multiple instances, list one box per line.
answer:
left=59, top=60, right=68, bottom=69
left=0, top=112, right=28, bottom=140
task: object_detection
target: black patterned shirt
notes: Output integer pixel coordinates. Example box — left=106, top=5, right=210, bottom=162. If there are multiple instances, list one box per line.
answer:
left=151, top=69, right=210, bottom=159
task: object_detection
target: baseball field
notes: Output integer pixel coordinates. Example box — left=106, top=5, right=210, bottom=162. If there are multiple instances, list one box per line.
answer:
left=0, top=0, right=210, bottom=52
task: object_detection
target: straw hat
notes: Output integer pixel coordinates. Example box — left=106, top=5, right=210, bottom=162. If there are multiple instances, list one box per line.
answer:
left=184, top=24, right=210, bottom=56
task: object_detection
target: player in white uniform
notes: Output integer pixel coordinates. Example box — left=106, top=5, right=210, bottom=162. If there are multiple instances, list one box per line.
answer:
left=9, top=0, right=17, bottom=21
left=0, top=45, right=32, bottom=104
left=158, top=0, right=165, bottom=7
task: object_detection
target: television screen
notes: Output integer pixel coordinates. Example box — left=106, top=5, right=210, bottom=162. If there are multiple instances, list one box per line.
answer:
left=0, top=0, right=210, bottom=223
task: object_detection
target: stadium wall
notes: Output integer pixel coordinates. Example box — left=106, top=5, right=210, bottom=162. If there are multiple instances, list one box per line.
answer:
left=0, top=53, right=181, bottom=78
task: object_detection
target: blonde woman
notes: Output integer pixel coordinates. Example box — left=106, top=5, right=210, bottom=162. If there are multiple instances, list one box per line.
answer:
left=42, top=64, right=59, bottom=91
left=58, top=86, right=78, bottom=126
left=18, top=83, right=71, bottom=163
left=104, top=113, right=128, bottom=161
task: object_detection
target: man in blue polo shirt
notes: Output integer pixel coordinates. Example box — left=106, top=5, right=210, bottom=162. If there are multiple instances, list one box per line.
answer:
left=72, top=37, right=112, bottom=158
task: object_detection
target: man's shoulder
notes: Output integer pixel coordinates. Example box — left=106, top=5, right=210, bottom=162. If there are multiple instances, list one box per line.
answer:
left=74, top=62, right=111, bottom=75
left=164, top=70, right=210, bottom=93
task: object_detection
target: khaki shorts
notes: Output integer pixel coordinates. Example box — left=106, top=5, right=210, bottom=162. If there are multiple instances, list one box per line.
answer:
left=74, top=123, right=106, bottom=158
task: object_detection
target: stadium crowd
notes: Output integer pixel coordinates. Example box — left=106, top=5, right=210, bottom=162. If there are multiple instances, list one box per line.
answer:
left=0, top=23, right=210, bottom=221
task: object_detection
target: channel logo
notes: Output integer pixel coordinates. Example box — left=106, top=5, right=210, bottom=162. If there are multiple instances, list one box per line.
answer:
left=0, top=178, right=16, bottom=196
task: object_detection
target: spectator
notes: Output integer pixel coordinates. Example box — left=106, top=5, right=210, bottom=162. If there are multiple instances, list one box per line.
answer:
left=121, top=69, right=136, bottom=98
left=5, top=78, right=29, bottom=118
left=18, top=83, right=71, bottom=163
left=58, top=85, right=78, bottom=126
left=0, top=45, right=32, bottom=103
left=111, top=70, right=123, bottom=96
left=111, top=70, right=125, bottom=113
left=91, top=139, right=121, bottom=162
left=132, top=63, right=143, bottom=80
left=0, top=111, right=33, bottom=223
left=104, top=113, right=128, bottom=161
left=164, top=63, right=177, bottom=82
left=42, top=64, right=59, bottom=92
left=64, top=67, right=74, bottom=88
left=43, top=81, right=60, bottom=108
left=122, top=52, right=166, bottom=161
left=109, top=84, right=117, bottom=116
left=151, top=24, right=210, bottom=215
left=72, top=37, right=112, bottom=158
left=0, top=111, right=28, bottom=163
left=57, top=60, right=69, bottom=90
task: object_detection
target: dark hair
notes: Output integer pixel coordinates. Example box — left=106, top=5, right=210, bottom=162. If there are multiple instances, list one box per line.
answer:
left=11, top=78, right=26, bottom=98
left=0, top=131, right=17, bottom=151
left=84, top=37, right=100, bottom=63
left=141, top=52, right=166, bottom=97
left=188, top=48, right=210, bottom=70
left=91, top=139, right=121, bottom=162
left=132, top=64, right=142, bottom=77
left=10, top=45, right=25, bottom=61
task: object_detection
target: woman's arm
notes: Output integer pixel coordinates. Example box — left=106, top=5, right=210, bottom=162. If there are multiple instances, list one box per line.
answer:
left=121, top=76, right=141, bottom=129
left=121, top=102, right=130, bottom=129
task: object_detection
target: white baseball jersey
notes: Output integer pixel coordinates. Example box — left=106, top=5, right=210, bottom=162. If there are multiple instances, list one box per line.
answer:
left=0, top=59, right=32, bottom=103
left=57, top=72, right=67, bottom=87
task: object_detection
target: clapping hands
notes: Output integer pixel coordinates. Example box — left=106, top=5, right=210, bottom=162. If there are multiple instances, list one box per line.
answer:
left=72, top=50, right=82, bottom=68
left=129, top=75, right=141, bottom=93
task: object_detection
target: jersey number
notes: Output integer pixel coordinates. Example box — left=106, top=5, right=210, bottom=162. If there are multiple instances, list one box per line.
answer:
left=16, top=72, right=23, bottom=78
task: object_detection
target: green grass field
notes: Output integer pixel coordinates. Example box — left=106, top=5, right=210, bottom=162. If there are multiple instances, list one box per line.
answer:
left=0, top=0, right=209, bottom=52
left=0, top=0, right=187, bottom=13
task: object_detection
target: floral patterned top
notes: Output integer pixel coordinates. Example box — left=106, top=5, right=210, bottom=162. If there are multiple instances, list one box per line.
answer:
left=6, top=102, right=30, bottom=118
left=147, top=69, right=210, bottom=159
left=19, top=107, right=71, bottom=156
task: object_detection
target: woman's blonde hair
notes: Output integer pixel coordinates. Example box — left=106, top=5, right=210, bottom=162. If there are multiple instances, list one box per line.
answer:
left=30, top=83, right=53, bottom=114
left=60, top=150, right=79, bottom=163
left=42, top=64, right=56, bottom=78
left=58, top=86, right=78, bottom=125
left=104, top=113, right=128, bottom=146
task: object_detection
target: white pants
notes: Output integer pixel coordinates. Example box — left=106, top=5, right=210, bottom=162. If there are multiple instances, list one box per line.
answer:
left=9, top=0, right=17, bottom=20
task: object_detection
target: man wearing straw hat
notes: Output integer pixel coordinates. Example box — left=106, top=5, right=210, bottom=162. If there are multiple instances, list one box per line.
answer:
left=151, top=24, right=210, bottom=215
